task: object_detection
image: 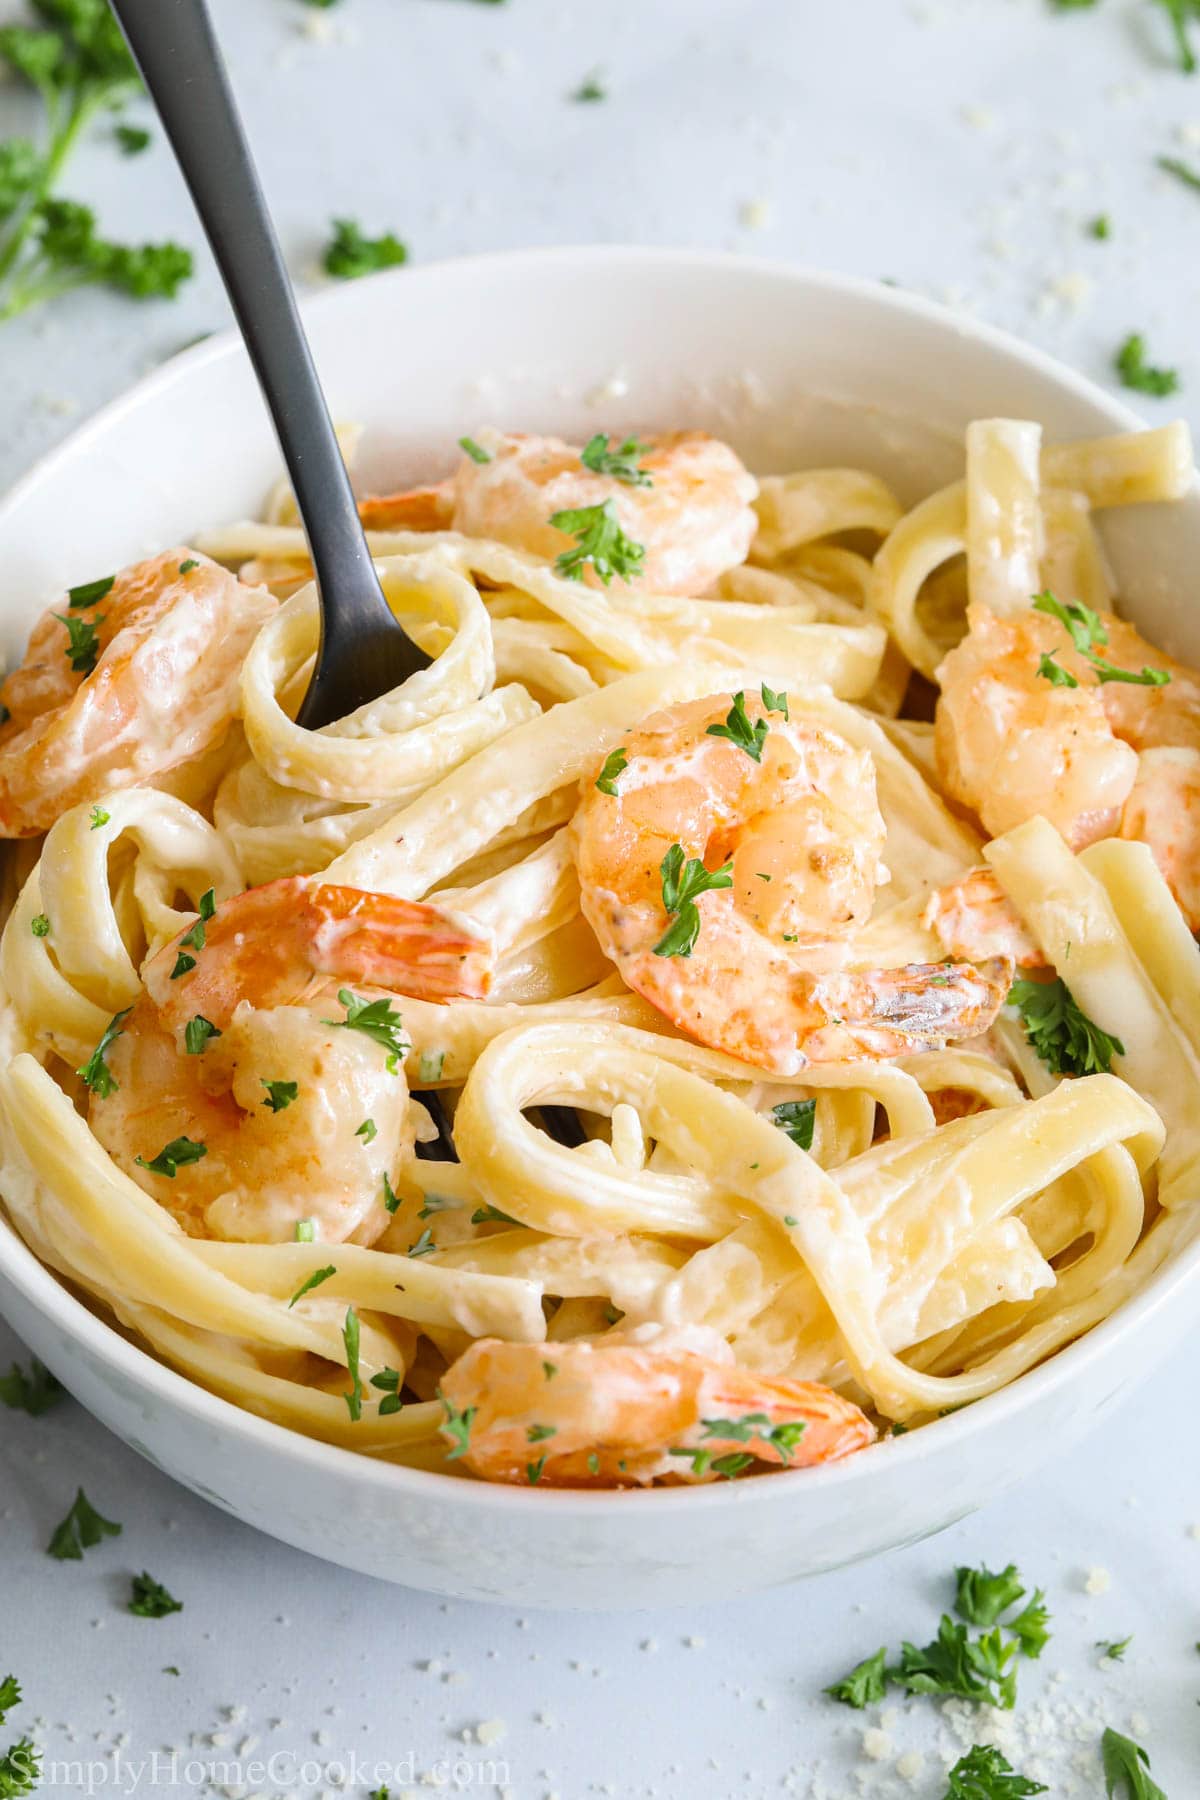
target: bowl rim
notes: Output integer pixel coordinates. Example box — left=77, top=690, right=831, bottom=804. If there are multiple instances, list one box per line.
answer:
left=0, top=243, right=1191, bottom=1518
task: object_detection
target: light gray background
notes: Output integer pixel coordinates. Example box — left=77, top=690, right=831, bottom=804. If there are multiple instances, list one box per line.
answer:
left=1, top=1, right=1198, bottom=1794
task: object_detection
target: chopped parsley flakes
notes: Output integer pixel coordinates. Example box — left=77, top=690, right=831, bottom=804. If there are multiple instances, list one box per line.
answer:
left=945, top=1745, right=1047, bottom=1798
left=77, top=1006, right=131, bottom=1096
left=29, top=913, right=49, bottom=938
left=46, top=1487, right=121, bottom=1560
left=706, top=689, right=769, bottom=762
left=0, top=1357, right=64, bottom=1417
left=53, top=610, right=104, bottom=675
left=323, top=217, right=408, bottom=280
left=67, top=574, right=114, bottom=608
left=342, top=1305, right=363, bottom=1422
left=771, top=1098, right=816, bottom=1152
left=653, top=842, right=733, bottom=958
left=183, top=1014, right=221, bottom=1056
left=261, top=1078, right=299, bottom=1112
left=134, top=1135, right=207, bottom=1179
left=595, top=747, right=628, bottom=796
left=550, top=499, right=645, bottom=585
left=287, top=1264, right=336, bottom=1308
left=326, top=988, right=409, bottom=1071
left=458, top=435, right=491, bottom=464
left=129, top=1571, right=182, bottom=1618
left=1115, top=332, right=1180, bottom=397
left=439, top=1391, right=476, bottom=1460
left=1032, top=591, right=1169, bottom=688
left=89, top=804, right=110, bottom=829
left=580, top=433, right=651, bottom=485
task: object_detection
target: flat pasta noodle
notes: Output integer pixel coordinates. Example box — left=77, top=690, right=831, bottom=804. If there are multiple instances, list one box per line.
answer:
left=0, top=415, right=1194, bottom=1479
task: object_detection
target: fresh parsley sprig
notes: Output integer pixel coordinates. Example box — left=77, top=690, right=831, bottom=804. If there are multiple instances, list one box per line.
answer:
left=955, top=1562, right=1026, bottom=1627
left=550, top=499, right=646, bottom=585
left=0, top=1735, right=39, bottom=1797
left=439, top=1391, right=476, bottom=1460
left=287, top=1264, right=336, bottom=1308
left=944, top=1745, right=1047, bottom=1798
left=1009, top=976, right=1124, bottom=1077
left=652, top=842, right=733, bottom=958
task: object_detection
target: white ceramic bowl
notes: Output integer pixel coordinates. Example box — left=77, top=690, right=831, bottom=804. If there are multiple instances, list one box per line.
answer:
left=2, top=249, right=1199, bottom=1609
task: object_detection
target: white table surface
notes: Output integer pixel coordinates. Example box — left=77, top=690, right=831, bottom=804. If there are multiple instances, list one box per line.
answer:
left=2, top=1, right=1199, bottom=1795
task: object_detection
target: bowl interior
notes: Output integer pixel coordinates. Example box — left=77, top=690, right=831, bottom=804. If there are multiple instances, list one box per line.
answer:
left=1, top=247, right=1199, bottom=1535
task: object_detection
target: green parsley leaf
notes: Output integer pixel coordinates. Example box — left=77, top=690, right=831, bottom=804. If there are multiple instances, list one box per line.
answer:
left=1008, top=1589, right=1051, bottom=1659
left=551, top=498, right=646, bottom=585
left=1159, top=152, right=1200, bottom=192
left=170, top=951, right=196, bottom=980
left=0, top=1679, right=17, bottom=1727
left=470, top=1202, right=520, bottom=1225
left=287, top=1264, right=336, bottom=1308
left=382, top=1172, right=401, bottom=1214
left=326, top=988, right=409, bottom=1071
left=1154, top=0, right=1199, bottom=73
left=261, top=1078, right=299, bottom=1112
left=580, top=433, right=651, bottom=485
left=67, top=574, right=114, bottom=608
left=706, top=690, right=769, bottom=762
left=1088, top=213, right=1112, bottom=239
left=0, top=1358, right=64, bottom=1416
left=1097, top=1636, right=1133, bottom=1661
left=356, top=1117, right=377, bottom=1143
left=595, top=746, right=628, bottom=796
left=46, top=1486, right=121, bottom=1560
left=407, top=1227, right=436, bottom=1257
left=2, top=198, right=191, bottom=323
left=53, top=609, right=103, bottom=674
left=88, top=803, right=109, bottom=828
left=417, top=1049, right=446, bottom=1084
left=653, top=842, right=734, bottom=958
left=29, top=913, right=49, bottom=938
left=542, top=1360, right=558, bottom=1380
left=128, top=1571, right=182, bottom=1618
left=761, top=682, right=789, bottom=718
left=1101, top=1726, right=1167, bottom=1800
left=944, top=1744, right=1047, bottom=1798
left=824, top=1646, right=888, bottom=1709
left=1115, top=332, right=1180, bottom=397
left=771, top=1098, right=816, bottom=1151
left=0, top=1737, right=39, bottom=1797
left=1009, top=976, right=1124, bottom=1076
left=571, top=69, right=607, bottom=102
left=526, top=1455, right=547, bottom=1483
left=183, top=1014, right=220, bottom=1056
left=342, top=1305, right=363, bottom=1422
left=177, top=888, right=215, bottom=954
left=1037, top=649, right=1079, bottom=687
left=954, top=1563, right=1026, bottom=1628
left=527, top=1422, right=557, bottom=1442
left=587, top=1451, right=600, bottom=1474
left=890, top=1614, right=1018, bottom=1708
left=294, top=1219, right=315, bottom=1242
left=458, top=435, right=491, bottom=464
left=134, top=1135, right=207, bottom=1179
left=115, top=123, right=150, bottom=155
left=76, top=1005, right=131, bottom=1096
left=323, top=217, right=408, bottom=281
left=439, top=1390, right=476, bottom=1460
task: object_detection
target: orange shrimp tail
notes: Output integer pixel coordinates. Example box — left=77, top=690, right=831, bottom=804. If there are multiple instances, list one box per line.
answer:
left=301, top=881, right=492, bottom=1001
left=357, top=484, right=454, bottom=533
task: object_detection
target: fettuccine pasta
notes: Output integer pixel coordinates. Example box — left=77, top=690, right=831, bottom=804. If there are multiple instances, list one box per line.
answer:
left=0, top=418, right=1196, bottom=1487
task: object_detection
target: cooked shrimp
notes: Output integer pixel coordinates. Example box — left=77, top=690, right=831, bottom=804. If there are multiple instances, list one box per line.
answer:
left=90, top=878, right=491, bottom=1244
left=359, top=429, right=759, bottom=595
left=1119, top=747, right=1200, bottom=930
left=571, top=691, right=1011, bottom=1075
left=922, top=866, right=1044, bottom=969
left=438, top=1335, right=875, bottom=1486
left=0, top=549, right=275, bottom=837
left=934, top=603, right=1139, bottom=850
